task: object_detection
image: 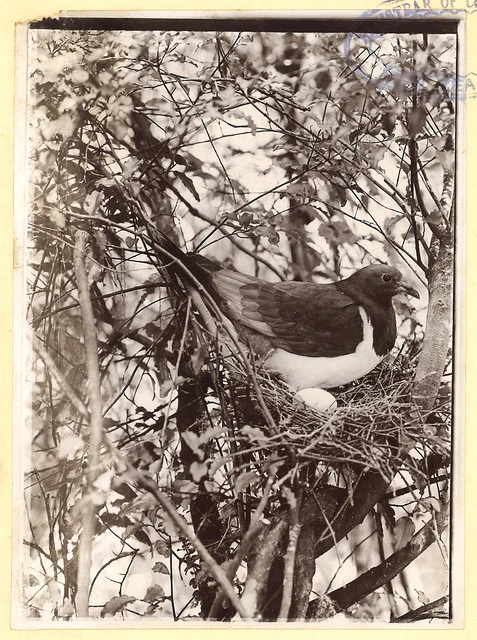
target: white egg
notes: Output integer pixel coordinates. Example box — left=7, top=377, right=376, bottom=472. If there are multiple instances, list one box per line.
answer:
left=297, top=387, right=338, bottom=412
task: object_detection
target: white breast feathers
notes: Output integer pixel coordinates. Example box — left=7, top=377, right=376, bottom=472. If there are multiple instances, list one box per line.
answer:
left=263, top=307, right=383, bottom=390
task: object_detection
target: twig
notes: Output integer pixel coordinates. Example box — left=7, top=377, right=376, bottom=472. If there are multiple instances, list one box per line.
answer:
left=391, top=595, right=449, bottom=622
left=132, top=470, right=251, bottom=620
left=73, top=229, right=105, bottom=617
left=163, top=180, right=285, bottom=280
left=325, top=500, right=449, bottom=612
left=207, top=473, right=274, bottom=619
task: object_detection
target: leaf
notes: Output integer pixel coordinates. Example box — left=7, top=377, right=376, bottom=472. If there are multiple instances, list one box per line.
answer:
left=57, top=598, right=75, bottom=619
left=101, top=595, right=137, bottom=617
left=49, top=209, right=66, bottom=229
left=153, top=561, right=170, bottom=575
left=240, top=112, right=257, bottom=136
left=109, top=120, right=130, bottom=142
left=40, top=114, right=78, bottom=141
left=239, top=212, right=254, bottom=229
left=219, top=502, right=237, bottom=521
left=381, top=111, right=396, bottom=135
left=241, top=425, right=268, bottom=442
left=190, top=344, right=207, bottom=375
left=285, top=182, right=315, bottom=199
left=367, top=145, right=387, bottom=169
left=419, top=497, right=442, bottom=513
left=100, top=512, right=134, bottom=529
left=319, top=220, right=358, bottom=247
left=70, top=68, right=90, bottom=84
left=408, top=104, right=427, bottom=137
left=111, top=481, right=138, bottom=501
left=144, top=321, right=163, bottom=339
left=435, top=149, right=454, bottom=171
left=154, top=539, right=171, bottom=557
left=122, top=157, right=142, bottom=180
left=314, top=68, right=332, bottom=91
left=172, top=478, right=199, bottom=498
left=394, top=516, right=415, bottom=551
left=57, top=433, right=84, bottom=460
left=190, top=460, right=208, bottom=482
left=143, top=584, right=166, bottom=603
left=234, top=471, right=260, bottom=494
left=415, top=589, right=430, bottom=606
left=93, top=470, right=114, bottom=493
left=181, top=431, right=203, bottom=458
left=262, top=454, right=284, bottom=476
left=160, top=376, right=189, bottom=397
left=173, top=171, right=200, bottom=201
left=197, top=426, right=225, bottom=447
left=132, top=529, right=152, bottom=546
left=174, top=153, right=188, bottom=166
left=180, top=151, right=206, bottom=171
left=253, top=225, right=280, bottom=245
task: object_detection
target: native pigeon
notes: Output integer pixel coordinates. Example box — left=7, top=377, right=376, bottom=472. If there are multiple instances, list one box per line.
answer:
left=156, top=232, right=419, bottom=392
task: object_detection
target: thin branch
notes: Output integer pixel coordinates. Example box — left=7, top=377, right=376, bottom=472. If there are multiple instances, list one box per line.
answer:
left=132, top=470, right=251, bottom=620
left=391, top=595, right=449, bottom=622
left=73, top=229, right=105, bottom=617
left=207, top=473, right=274, bottom=619
left=163, top=179, right=285, bottom=280
left=32, top=335, right=89, bottom=420
left=278, top=489, right=301, bottom=619
left=325, top=500, right=449, bottom=612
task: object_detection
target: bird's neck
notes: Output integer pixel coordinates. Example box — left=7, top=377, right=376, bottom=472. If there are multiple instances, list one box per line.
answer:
left=337, top=284, right=397, bottom=356
left=363, top=299, right=397, bottom=356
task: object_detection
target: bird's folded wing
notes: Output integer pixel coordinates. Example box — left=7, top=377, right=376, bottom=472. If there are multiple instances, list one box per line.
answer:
left=211, top=269, right=364, bottom=357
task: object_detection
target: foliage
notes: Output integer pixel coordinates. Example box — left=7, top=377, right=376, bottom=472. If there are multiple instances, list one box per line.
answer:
left=23, top=27, right=454, bottom=623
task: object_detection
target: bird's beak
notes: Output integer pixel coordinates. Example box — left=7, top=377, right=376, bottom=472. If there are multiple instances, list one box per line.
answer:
left=398, top=280, right=420, bottom=299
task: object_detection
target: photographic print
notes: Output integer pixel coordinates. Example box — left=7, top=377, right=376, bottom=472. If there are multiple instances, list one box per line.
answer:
left=14, top=14, right=459, bottom=626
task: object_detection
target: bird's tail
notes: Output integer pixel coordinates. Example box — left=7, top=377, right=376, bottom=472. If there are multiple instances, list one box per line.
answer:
left=153, top=228, right=232, bottom=339
left=153, top=228, right=219, bottom=298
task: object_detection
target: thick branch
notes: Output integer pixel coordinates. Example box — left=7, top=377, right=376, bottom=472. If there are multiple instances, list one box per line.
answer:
left=207, top=474, right=273, bottom=619
left=313, top=472, right=389, bottom=559
left=278, top=490, right=301, bottom=619
left=413, top=238, right=453, bottom=413
left=325, top=500, right=449, bottom=613
left=239, top=518, right=288, bottom=618
left=290, top=489, right=342, bottom=619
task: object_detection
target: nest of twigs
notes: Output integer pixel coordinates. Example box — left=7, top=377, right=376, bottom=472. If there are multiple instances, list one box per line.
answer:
left=215, top=346, right=450, bottom=482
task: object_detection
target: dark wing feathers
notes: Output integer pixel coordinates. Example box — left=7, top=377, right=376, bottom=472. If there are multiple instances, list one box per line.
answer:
left=211, top=269, right=364, bottom=357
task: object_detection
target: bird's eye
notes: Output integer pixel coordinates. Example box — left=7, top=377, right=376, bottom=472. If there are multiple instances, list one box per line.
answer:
left=382, top=273, right=392, bottom=282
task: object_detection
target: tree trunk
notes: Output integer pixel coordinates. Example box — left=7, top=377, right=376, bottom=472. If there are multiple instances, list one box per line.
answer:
left=413, top=236, right=454, bottom=413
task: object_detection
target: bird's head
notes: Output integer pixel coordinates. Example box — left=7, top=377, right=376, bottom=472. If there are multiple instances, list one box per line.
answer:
left=346, top=264, right=420, bottom=302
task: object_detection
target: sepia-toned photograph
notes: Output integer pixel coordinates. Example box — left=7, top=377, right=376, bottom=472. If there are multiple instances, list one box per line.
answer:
left=14, top=14, right=460, bottom=626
